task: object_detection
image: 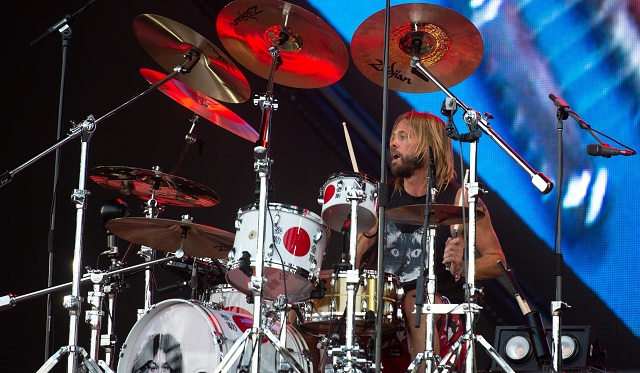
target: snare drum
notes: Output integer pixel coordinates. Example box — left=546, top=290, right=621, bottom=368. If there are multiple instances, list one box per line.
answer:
left=299, top=269, right=402, bottom=336
left=226, top=203, right=330, bottom=303
left=117, top=299, right=312, bottom=373
left=320, top=172, right=378, bottom=233
left=205, top=283, right=255, bottom=316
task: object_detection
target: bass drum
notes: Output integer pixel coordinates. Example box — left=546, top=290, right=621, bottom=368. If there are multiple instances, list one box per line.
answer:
left=117, top=299, right=312, bottom=373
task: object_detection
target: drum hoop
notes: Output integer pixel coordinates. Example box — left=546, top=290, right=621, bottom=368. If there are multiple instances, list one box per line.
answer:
left=318, top=269, right=399, bottom=281
left=325, top=171, right=379, bottom=186
left=237, top=202, right=325, bottom=226
left=228, top=260, right=314, bottom=280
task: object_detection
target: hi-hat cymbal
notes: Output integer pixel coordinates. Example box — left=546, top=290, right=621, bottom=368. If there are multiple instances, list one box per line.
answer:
left=89, top=166, right=220, bottom=208
left=350, top=3, right=483, bottom=93
left=105, top=217, right=234, bottom=259
left=133, top=14, right=251, bottom=103
left=386, top=204, right=484, bottom=226
left=140, top=68, right=259, bottom=142
left=216, top=0, right=348, bottom=89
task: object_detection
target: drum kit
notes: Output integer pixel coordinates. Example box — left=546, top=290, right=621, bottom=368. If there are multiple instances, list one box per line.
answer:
left=0, top=0, right=554, bottom=372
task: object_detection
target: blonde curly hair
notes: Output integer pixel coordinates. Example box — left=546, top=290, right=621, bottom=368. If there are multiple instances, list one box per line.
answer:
left=392, top=110, right=456, bottom=194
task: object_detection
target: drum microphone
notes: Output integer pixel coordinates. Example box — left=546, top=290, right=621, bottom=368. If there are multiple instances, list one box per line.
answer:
left=157, top=281, right=189, bottom=294
left=309, top=279, right=326, bottom=299
left=238, top=251, right=253, bottom=277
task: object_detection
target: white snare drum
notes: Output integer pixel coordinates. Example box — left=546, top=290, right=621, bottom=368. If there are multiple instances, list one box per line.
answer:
left=320, top=172, right=378, bottom=233
left=117, top=299, right=311, bottom=373
left=227, top=203, right=330, bottom=303
left=205, top=284, right=255, bottom=316
left=299, top=269, right=402, bottom=337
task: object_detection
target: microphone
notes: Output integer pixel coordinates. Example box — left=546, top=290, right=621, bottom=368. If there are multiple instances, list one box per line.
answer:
left=586, top=144, right=634, bottom=157
left=238, top=251, right=253, bottom=277
left=548, top=93, right=570, bottom=108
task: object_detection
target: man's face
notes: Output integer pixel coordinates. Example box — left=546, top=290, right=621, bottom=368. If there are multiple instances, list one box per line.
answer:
left=389, top=120, right=423, bottom=177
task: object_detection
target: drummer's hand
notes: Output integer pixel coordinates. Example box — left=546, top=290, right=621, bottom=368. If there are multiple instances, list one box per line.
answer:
left=444, top=236, right=464, bottom=279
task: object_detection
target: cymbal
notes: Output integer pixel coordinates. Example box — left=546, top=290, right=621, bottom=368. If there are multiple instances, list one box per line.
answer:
left=386, top=204, right=484, bottom=226
left=105, top=217, right=234, bottom=259
left=133, top=14, right=251, bottom=103
left=89, top=166, right=220, bottom=208
left=140, top=68, right=259, bottom=142
left=350, top=3, right=483, bottom=93
left=216, top=0, right=348, bottom=89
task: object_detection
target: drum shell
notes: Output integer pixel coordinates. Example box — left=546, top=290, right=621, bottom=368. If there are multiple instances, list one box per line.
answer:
left=227, top=202, right=330, bottom=303
left=320, top=172, right=379, bottom=233
left=116, top=298, right=312, bottom=372
left=298, top=269, right=402, bottom=337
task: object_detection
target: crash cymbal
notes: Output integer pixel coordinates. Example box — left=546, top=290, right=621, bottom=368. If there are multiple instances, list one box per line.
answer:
left=133, top=14, right=251, bottom=103
left=105, top=217, right=234, bottom=259
left=386, top=204, right=484, bottom=226
left=140, top=68, right=259, bottom=142
left=216, top=0, right=348, bottom=88
left=89, top=166, right=220, bottom=208
left=350, top=3, right=483, bottom=93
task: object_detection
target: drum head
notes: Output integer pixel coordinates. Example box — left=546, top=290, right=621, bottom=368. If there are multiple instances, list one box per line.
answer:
left=117, top=299, right=224, bottom=372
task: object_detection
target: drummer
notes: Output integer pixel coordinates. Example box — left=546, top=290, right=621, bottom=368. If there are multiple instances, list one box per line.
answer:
left=356, top=110, right=506, bottom=369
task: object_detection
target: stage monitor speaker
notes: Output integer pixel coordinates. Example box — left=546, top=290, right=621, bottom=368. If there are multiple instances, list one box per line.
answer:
left=491, top=325, right=606, bottom=372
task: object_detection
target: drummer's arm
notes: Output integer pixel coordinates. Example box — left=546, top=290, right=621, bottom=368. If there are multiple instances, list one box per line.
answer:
left=470, top=198, right=505, bottom=280
left=356, top=225, right=378, bottom=269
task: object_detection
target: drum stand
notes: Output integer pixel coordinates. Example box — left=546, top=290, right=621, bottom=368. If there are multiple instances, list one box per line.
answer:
left=213, top=44, right=306, bottom=373
left=326, top=182, right=373, bottom=373
left=405, top=56, right=552, bottom=373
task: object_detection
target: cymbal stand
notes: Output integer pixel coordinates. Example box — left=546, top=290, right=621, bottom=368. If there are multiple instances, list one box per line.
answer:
left=137, top=168, right=165, bottom=319
left=327, top=181, right=372, bottom=373
left=409, top=56, right=553, bottom=373
left=17, top=52, right=203, bottom=373
left=213, top=42, right=304, bottom=373
left=84, top=273, right=116, bottom=373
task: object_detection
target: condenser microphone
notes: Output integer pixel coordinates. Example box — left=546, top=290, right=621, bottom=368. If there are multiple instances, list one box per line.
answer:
left=586, top=144, right=635, bottom=157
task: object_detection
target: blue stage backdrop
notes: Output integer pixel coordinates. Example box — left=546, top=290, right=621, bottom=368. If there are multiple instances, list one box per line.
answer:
left=308, top=0, right=640, bottom=343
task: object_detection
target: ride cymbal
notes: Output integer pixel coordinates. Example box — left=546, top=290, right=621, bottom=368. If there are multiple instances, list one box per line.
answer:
left=140, top=68, right=259, bottom=142
left=133, top=14, right=251, bottom=103
left=105, top=217, right=234, bottom=259
left=350, top=3, right=483, bottom=93
left=216, top=0, right=348, bottom=88
left=89, top=166, right=220, bottom=208
left=386, top=204, right=484, bottom=226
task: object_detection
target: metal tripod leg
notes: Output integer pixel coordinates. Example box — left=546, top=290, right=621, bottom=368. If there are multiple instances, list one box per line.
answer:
left=37, top=345, right=107, bottom=373
left=436, top=333, right=514, bottom=373
left=213, top=326, right=307, bottom=373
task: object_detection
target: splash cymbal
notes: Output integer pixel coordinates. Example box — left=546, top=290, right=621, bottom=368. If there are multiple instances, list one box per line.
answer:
left=386, top=204, right=484, bottom=226
left=133, top=14, right=251, bottom=103
left=216, top=0, right=348, bottom=88
left=350, top=3, right=483, bottom=93
left=105, top=217, right=234, bottom=259
left=140, top=68, right=259, bottom=142
left=89, top=166, right=220, bottom=208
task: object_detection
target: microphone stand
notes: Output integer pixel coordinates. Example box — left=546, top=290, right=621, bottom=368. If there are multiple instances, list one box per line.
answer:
left=374, top=1, right=391, bottom=370
left=409, top=56, right=553, bottom=373
left=546, top=93, right=635, bottom=371
left=407, top=148, right=446, bottom=373
left=29, top=0, right=100, bottom=360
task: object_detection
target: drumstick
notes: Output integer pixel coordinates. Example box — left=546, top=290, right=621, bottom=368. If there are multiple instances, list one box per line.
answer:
left=343, top=122, right=359, bottom=172
left=448, top=169, right=469, bottom=271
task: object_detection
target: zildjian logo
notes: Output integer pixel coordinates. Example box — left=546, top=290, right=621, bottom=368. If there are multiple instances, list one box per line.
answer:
left=368, top=59, right=422, bottom=85
left=231, top=6, right=263, bottom=26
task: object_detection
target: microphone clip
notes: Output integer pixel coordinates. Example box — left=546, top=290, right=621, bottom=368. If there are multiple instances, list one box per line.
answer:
left=238, top=251, right=253, bottom=277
